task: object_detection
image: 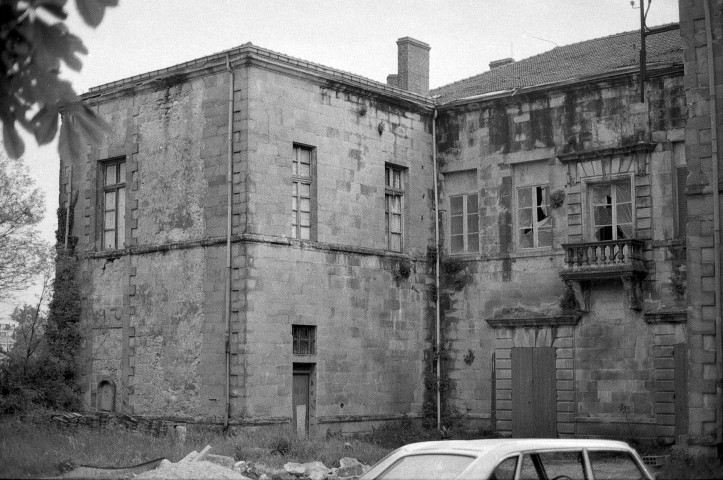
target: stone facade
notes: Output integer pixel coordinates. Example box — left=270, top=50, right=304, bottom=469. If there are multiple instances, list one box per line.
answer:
left=64, top=9, right=723, bottom=451
left=68, top=44, right=434, bottom=434
left=435, top=69, right=689, bottom=442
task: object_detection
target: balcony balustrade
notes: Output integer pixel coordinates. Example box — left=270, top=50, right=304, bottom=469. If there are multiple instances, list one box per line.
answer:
left=560, top=239, right=647, bottom=281
left=559, top=238, right=647, bottom=311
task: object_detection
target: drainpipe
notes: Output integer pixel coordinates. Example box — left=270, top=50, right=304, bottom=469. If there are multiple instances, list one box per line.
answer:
left=432, top=108, right=441, bottom=431
left=224, top=54, right=234, bottom=428
left=703, top=0, right=722, bottom=446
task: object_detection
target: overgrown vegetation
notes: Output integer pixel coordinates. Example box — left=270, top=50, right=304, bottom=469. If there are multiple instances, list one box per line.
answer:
left=656, top=451, right=723, bottom=479
left=0, top=193, right=82, bottom=414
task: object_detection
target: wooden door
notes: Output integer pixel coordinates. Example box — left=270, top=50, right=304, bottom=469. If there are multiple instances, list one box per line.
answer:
left=293, top=372, right=310, bottom=437
left=512, top=347, right=557, bottom=437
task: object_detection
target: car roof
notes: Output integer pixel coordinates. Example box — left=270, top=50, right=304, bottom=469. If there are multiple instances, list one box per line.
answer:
left=398, top=438, right=635, bottom=457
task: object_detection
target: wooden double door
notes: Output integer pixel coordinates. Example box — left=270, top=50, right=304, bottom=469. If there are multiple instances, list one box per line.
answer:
left=511, top=347, right=557, bottom=438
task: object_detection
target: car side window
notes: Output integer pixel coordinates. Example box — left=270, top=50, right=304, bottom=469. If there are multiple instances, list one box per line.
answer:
left=490, top=457, right=518, bottom=480
left=519, top=451, right=585, bottom=480
left=588, top=451, right=646, bottom=480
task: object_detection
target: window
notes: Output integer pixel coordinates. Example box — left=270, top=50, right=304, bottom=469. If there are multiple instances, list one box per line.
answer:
left=292, top=325, right=316, bottom=355
left=450, top=194, right=479, bottom=254
left=102, top=160, right=126, bottom=250
left=385, top=165, right=404, bottom=252
left=518, top=185, right=551, bottom=249
left=591, top=180, right=633, bottom=241
left=291, top=145, right=314, bottom=240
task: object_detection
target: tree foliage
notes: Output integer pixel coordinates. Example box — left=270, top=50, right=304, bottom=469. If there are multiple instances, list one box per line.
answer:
left=0, top=0, right=116, bottom=160
left=0, top=152, right=49, bottom=299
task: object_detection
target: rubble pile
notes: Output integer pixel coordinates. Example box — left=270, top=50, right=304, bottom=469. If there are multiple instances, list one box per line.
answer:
left=134, top=445, right=371, bottom=480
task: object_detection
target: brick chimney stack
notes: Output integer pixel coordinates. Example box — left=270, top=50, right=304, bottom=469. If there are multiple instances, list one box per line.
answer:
left=389, top=37, right=430, bottom=95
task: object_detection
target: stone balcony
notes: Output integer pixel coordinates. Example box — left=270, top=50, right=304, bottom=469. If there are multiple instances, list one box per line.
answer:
left=559, top=239, right=647, bottom=311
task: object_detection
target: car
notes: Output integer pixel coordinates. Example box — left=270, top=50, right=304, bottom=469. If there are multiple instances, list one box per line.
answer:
left=358, top=438, right=654, bottom=480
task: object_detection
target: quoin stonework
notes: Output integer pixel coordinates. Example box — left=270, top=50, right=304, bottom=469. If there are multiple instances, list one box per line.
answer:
left=62, top=0, right=723, bottom=455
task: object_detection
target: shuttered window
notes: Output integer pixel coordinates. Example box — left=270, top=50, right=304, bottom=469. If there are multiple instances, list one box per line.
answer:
left=292, top=325, right=316, bottom=355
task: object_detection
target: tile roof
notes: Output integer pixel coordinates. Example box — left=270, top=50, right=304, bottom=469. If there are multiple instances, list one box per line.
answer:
left=430, top=25, right=682, bottom=104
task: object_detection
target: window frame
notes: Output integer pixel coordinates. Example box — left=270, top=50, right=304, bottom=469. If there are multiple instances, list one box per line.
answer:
left=385, top=164, right=405, bottom=252
left=585, top=175, right=635, bottom=242
left=448, top=193, right=479, bottom=255
left=291, top=144, right=316, bottom=241
left=516, top=184, right=552, bottom=250
left=292, top=325, right=316, bottom=355
left=100, top=158, right=126, bottom=250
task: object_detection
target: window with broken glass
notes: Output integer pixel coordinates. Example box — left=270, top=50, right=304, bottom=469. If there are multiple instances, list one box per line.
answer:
left=518, top=185, right=551, bottom=249
left=591, top=180, right=633, bottom=241
left=102, top=160, right=126, bottom=250
left=292, top=145, right=313, bottom=240
left=385, top=165, right=404, bottom=252
left=450, top=194, right=479, bottom=254
left=292, top=325, right=316, bottom=355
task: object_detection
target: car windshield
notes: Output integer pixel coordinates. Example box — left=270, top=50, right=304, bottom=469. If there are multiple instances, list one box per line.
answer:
left=377, top=453, right=475, bottom=480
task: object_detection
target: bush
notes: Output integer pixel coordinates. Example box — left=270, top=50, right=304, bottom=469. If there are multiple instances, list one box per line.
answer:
left=656, top=451, right=723, bottom=479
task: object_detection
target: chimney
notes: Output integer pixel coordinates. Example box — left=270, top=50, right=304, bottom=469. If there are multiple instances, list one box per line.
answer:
left=489, top=58, right=514, bottom=70
left=394, top=37, right=430, bottom=95
left=386, top=74, right=398, bottom=88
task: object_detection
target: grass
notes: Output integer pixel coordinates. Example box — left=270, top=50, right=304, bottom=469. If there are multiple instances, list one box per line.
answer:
left=0, top=415, right=397, bottom=479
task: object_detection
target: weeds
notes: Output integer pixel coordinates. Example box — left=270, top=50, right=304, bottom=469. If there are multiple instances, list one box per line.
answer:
left=656, top=451, right=723, bottom=479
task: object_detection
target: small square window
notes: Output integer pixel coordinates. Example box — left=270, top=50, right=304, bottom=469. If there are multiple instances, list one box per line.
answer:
left=292, top=325, right=316, bottom=355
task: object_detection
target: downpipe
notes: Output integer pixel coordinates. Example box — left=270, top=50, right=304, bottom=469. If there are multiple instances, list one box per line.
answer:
left=432, top=109, right=441, bottom=431
left=224, top=54, right=234, bottom=428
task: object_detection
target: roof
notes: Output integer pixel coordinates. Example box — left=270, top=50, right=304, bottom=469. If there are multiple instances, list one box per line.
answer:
left=84, top=43, right=434, bottom=109
left=431, top=25, right=682, bottom=104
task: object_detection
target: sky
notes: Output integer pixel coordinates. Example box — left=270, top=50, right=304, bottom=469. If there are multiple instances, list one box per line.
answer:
left=3, top=0, right=680, bottom=316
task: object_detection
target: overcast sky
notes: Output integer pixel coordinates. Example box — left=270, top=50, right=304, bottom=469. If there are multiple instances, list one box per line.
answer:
left=4, top=0, right=679, bottom=314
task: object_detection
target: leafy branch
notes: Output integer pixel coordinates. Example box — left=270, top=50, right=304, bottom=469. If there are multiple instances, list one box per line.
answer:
left=0, top=0, right=116, bottom=159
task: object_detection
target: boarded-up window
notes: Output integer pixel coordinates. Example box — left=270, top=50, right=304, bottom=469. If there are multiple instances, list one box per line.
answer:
left=292, top=145, right=314, bottom=240
left=518, top=185, right=551, bottom=248
left=292, top=325, right=316, bottom=355
left=385, top=165, right=404, bottom=252
left=450, top=194, right=479, bottom=254
left=102, top=160, right=126, bottom=250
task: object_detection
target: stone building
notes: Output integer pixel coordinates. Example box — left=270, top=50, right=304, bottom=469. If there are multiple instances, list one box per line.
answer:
left=64, top=1, right=723, bottom=454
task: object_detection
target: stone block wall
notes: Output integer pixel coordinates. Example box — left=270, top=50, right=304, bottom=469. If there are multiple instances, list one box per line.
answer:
left=679, top=0, right=723, bottom=453
left=245, top=66, right=434, bottom=256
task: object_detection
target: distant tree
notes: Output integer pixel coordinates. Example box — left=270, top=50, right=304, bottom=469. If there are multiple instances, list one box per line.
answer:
left=0, top=153, right=50, bottom=299
left=4, top=264, right=52, bottom=374
left=0, top=0, right=116, bottom=160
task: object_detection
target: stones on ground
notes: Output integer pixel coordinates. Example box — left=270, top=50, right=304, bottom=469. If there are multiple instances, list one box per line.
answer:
left=136, top=460, right=252, bottom=479
left=207, top=454, right=236, bottom=468
left=283, top=461, right=331, bottom=479
left=335, top=457, right=365, bottom=477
